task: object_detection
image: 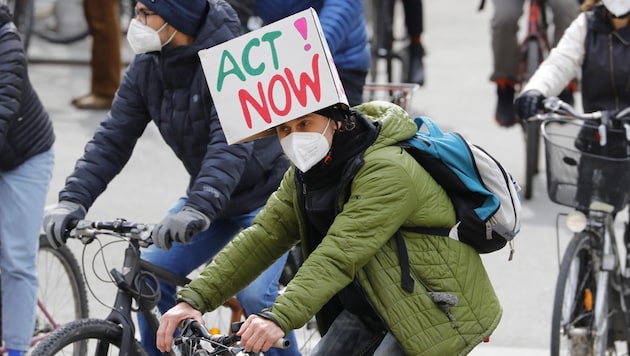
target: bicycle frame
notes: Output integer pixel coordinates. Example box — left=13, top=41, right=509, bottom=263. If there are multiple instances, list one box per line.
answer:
left=101, top=237, right=191, bottom=356
left=518, top=0, right=550, bottom=90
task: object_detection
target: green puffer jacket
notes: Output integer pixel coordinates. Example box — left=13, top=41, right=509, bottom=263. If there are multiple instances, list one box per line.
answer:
left=179, top=101, right=502, bottom=355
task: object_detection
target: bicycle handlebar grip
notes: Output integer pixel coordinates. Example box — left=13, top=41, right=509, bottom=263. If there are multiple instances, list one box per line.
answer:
left=272, top=338, right=291, bottom=349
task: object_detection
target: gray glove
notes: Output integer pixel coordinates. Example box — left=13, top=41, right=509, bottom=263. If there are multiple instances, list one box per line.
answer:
left=43, top=201, right=86, bottom=249
left=515, top=89, right=546, bottom=122
left=153, top=207, right=210, bottom=250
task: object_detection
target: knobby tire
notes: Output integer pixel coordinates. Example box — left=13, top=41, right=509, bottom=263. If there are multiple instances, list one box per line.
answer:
left=31, top=319, right=149, bottom=356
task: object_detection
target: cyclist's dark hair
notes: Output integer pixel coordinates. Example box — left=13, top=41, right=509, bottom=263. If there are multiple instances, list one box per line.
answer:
left=314, top=104, right=355, bottom=132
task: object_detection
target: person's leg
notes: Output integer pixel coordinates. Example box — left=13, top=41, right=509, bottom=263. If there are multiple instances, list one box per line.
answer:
left=223, top=209, right=301, bottom=356
left=0, top=149, right=54, bottom=353
left=75, top=0, right=121, bottom=109
left=548, top=0, right=580, bottom=105
left=547, top=0, right=580, bottom=47
left=337, top=69, right=367, bottom=107
left=235, top=252, right=301, bottom=356
left=338, top=69, right=367, bottom=106
left=401, top=0, right=425, bottom=85
left=490, top=0, right=523, bottom=82
left=491, top=0, right=524, bottom=126
left=138, top=198, right=242, bottom=356
left=310, top=310, right=386, bottom=355
left=373, top=332, right=406, bottom=355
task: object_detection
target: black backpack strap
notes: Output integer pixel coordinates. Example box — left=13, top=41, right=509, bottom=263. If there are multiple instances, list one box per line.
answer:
left=395, top=230, right=414, bottom=293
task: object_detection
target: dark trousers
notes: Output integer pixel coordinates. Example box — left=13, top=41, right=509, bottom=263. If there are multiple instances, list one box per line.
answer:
left=339, top=69, right=368, bottom=107
left=402, top=0, right=423, bottom=36
left=84, top=0, right=121, bottom=98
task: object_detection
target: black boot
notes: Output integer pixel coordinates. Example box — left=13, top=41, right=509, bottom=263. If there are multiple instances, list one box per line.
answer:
left=495, top=79, right=516, bottom=127
left=407, top=43, right=425, bottom=86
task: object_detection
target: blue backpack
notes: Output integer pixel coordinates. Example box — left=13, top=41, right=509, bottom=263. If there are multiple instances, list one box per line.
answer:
left=398, top=116, right=522, bottom=259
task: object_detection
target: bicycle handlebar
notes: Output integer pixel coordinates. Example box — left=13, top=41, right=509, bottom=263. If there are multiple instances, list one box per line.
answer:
left=174, top=319, right=290, bottom=355
left=535, top=97, right=630, bottom=146
left=69, top=218, right=155, bottom=247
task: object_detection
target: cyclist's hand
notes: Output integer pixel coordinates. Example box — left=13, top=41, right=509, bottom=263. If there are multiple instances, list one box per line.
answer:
left=156, top=302, right=203, bottom=352
left=43, top=201, right=86, bottom=249
left=515, top=89, right=545, bottom=122
left=153, top=207, right=210, bottom=250
left=238, top=315, right=285, bottom=353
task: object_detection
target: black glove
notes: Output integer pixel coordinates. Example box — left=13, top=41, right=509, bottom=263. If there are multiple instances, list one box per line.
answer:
left=43, top=201, right=86, bottom=249
left=153, top=207, right=211, bottom=250
left=515, top=90, right=545, bottom=122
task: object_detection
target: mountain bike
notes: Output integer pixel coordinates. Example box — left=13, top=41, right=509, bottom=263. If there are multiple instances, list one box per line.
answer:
left=537, top=97, right=630, bottom=355
left=517, top=0, right=551, bottom=201
left=30, top=219, right=289, bottom=355
left=6, top=0, right=34, bottom=49
left=0, top=234, right=89, bottom=353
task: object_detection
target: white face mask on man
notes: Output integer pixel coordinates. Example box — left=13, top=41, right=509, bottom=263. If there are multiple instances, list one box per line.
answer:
left=126, top=18, right=177, bottom=54
left=280, top=119, right=332, bottom=172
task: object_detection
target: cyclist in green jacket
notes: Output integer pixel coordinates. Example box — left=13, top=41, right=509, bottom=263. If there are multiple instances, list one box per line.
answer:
left=156, top=100, right=502, bottom=355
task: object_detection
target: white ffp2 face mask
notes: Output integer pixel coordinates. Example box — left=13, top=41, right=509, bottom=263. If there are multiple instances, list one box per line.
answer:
left=602, top=0, right=630, bottom=17
left=126, top=19, right=175, bottom=54
left=280, top=119, right=332, bottom=172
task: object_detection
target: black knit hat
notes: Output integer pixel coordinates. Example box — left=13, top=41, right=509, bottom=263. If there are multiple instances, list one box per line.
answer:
left=141, top=0, right=208, bottom=37
left=314, top=104, right=349, bottom=122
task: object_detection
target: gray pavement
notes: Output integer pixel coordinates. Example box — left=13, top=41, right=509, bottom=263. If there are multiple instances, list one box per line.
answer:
left=27, top=1, right=615, bottom=354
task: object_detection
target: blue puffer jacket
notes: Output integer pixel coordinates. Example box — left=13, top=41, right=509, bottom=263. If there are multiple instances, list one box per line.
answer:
left=255, top=0, right=370, bottom=71
left=0, top=6, right=55, bottom=171
left=59, top=0, right=288, bottom=220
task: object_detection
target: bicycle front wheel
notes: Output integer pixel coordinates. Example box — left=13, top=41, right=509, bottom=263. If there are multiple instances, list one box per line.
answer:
left=550, top=232, right=602, bottom=356
left=31, top=319, right=149, bottom=355
left=36, top=234, right=89, bottom=343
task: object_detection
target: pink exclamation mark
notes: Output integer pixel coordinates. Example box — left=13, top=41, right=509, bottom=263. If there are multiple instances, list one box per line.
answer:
left=294, top=17, right=311, bottom=51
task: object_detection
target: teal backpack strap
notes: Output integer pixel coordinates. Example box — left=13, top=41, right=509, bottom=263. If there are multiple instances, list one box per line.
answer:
left=414, top=116, right=445, bottom=138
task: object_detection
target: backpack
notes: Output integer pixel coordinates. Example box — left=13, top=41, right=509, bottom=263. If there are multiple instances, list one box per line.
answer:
left=398, top=116, right=522, bottom=260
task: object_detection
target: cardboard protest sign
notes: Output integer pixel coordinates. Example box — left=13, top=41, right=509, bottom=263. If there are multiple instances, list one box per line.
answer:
left=198, top=8, right=348, bottom=144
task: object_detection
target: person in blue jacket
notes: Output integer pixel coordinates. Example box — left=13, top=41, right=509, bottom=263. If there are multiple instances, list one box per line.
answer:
left=255, top=0, right=370, bottom=107
left=0, top=4, right=55, bottom=356
left=42, top=0, right=299, bottom=355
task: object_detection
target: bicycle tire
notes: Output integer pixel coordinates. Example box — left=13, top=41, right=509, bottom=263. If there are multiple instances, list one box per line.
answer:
left=36, top=234, right=90, bottom=340
left=550, top=231, right=606, bottom=356
left=523, top=38, right=541, bottom=200
left=33, top=0, right=89, bottom=44
left=30, top=318, right=149, bottom=355
left=524, top=119, right=540, bottom=200
left=7, top=0, right=35, bottom=50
